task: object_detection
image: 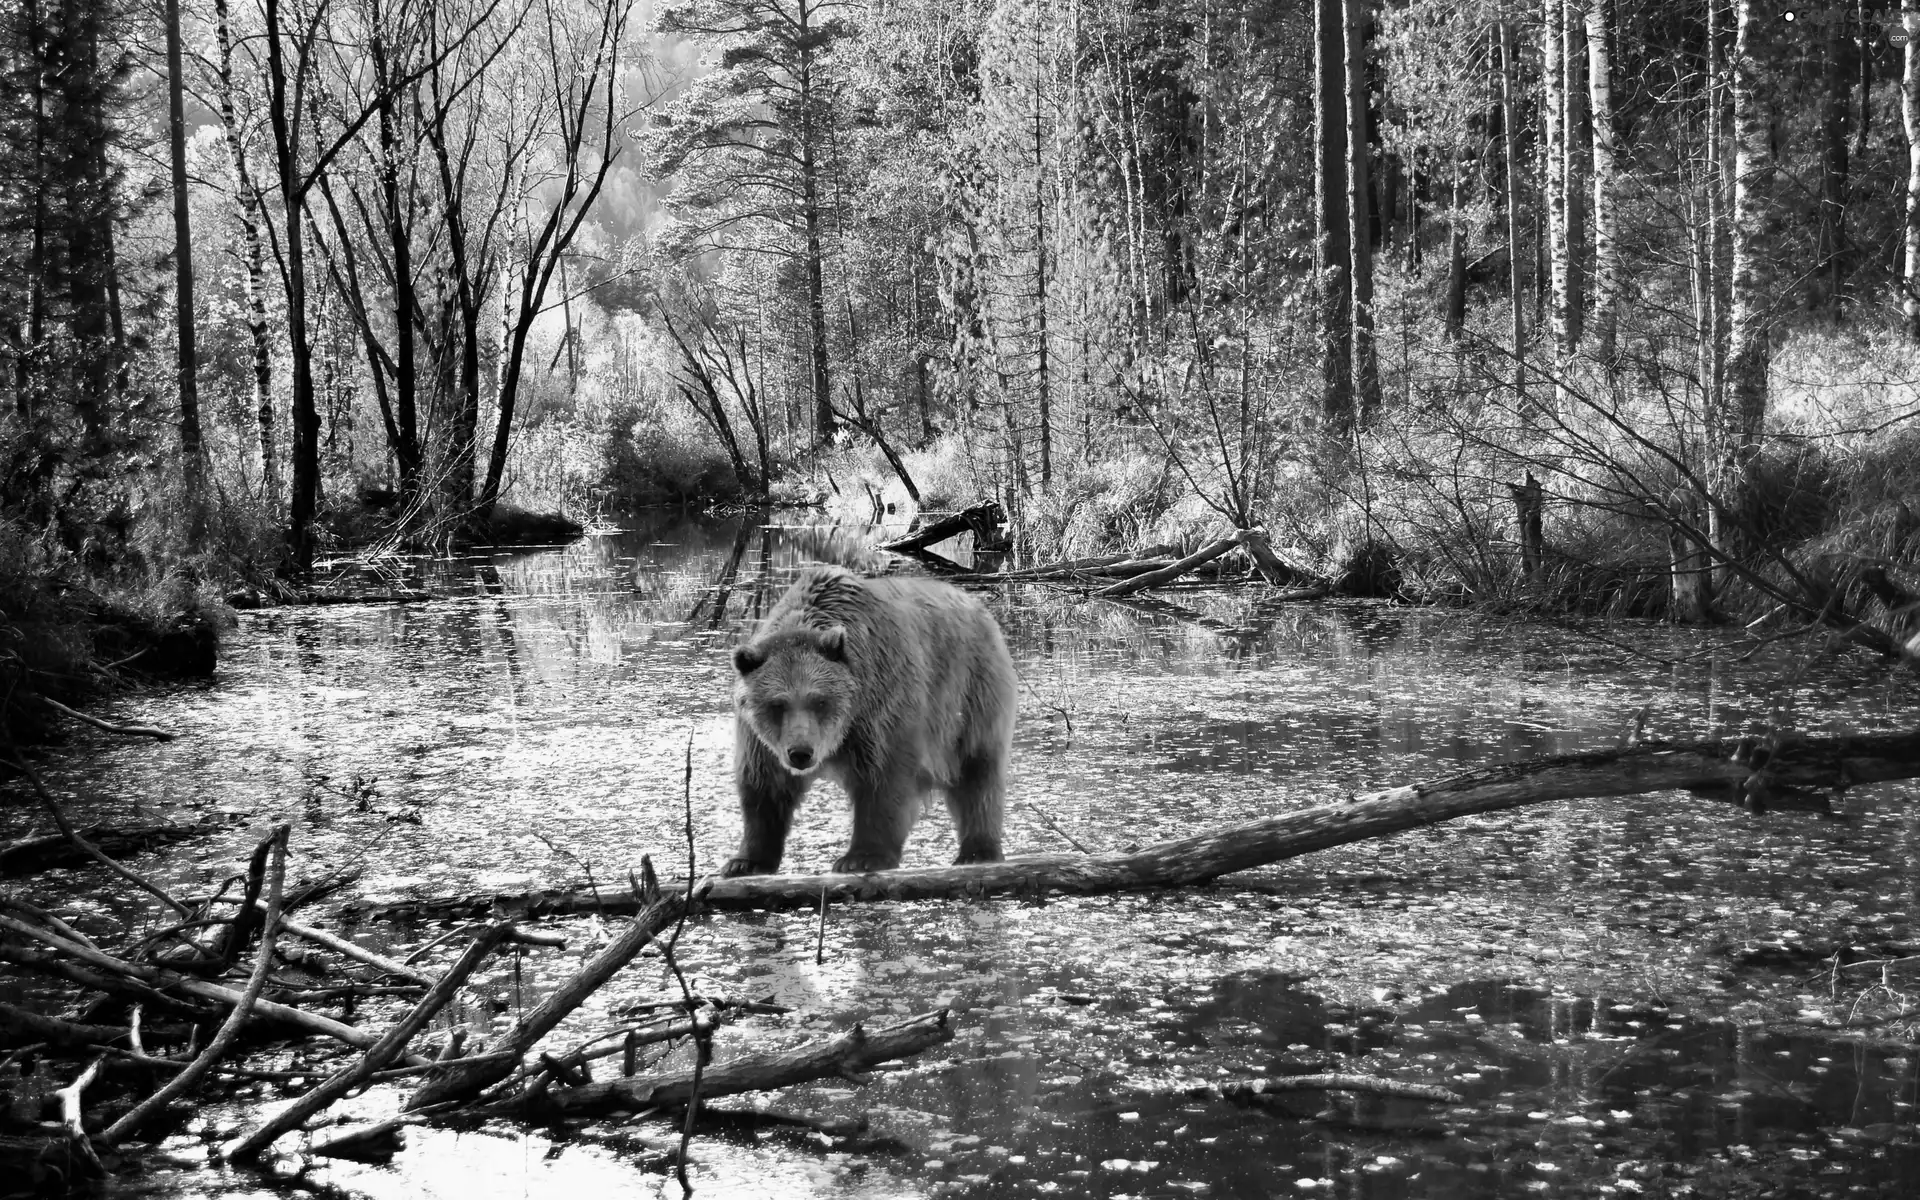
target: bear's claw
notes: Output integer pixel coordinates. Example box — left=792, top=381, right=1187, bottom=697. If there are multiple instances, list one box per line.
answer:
left=718, top=857, right=774, bottom=878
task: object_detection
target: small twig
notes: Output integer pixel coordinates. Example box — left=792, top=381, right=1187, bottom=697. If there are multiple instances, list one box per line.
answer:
left=1021, top=801, right=1094, bottom=854
left=6, top=752, right=190, bottom=915
left=672, top=729, right=706, bottom=1198
left=42, top=696, right=176, bottom=741
left=101, top=823, right=291, bottom=1147
left=676, top=1009, right=713, bottom=1196
left=1836, top=954, right=1920, bottom=973
left=401, top=924, right=470, bottom=965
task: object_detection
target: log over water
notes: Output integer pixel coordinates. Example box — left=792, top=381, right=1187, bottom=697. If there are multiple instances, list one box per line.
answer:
left=349, top=728, right=1920, bottom=921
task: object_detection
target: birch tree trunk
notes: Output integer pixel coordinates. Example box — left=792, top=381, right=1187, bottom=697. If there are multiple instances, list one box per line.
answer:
left=1543, top=0, right=1570, bottom=400
left=1903, top=0, right=1920, bottom=339
left=1586, top=0, right=1618, bottom=363
left=1314, top=0, right=1353, bottom=430
left=1725, top=0, right=1770, bottom=455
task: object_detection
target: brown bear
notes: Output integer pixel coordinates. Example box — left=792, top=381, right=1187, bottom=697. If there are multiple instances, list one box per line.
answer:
left=724, top=565, right=1017, bottom=876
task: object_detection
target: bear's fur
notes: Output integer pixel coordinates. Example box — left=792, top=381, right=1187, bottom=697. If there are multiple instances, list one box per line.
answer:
left=725, top=565, right=1017, bottom=875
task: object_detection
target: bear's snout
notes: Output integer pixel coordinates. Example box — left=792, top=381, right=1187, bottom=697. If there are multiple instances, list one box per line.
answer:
left=786, top=746, right=816, bottom=771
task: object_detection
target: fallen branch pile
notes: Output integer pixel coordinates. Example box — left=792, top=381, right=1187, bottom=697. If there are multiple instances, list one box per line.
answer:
left=904, top=525, right=1317, bottom=597
left=0, top=755, right=957, bottom=1181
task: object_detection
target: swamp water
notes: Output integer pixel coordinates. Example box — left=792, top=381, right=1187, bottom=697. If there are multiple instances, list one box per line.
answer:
left=9, top=512, right=1920, bottom=1199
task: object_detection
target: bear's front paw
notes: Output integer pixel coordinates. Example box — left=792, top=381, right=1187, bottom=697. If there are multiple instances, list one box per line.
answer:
left=719, top=856, right=775, bottom=878
left=830, top=851, right=897, bottom=874
left=954, top=838, right=1003, bottom=865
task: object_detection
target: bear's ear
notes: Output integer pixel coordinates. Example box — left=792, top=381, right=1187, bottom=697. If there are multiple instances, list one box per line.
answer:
left=815, top=625, right=847, bottom=661
left=732, top=643, right=765, bottom=675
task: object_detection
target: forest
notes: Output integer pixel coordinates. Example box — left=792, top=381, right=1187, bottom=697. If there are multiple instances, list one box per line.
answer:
left=4, top=0, right=1920, bottom=1195
left=0, top=0, right=1913, bottom=647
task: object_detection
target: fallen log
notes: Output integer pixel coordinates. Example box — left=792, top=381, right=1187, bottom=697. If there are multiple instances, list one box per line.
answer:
left=1094, top=531, right=1249, bottom=598
left=878, top=502, right=1004, bottom=554
left=941, top=549, right=1181, bottom=585
left=469, top=1010, right=955, bottom=1120
left=343, top=728, right=1920, bottom=920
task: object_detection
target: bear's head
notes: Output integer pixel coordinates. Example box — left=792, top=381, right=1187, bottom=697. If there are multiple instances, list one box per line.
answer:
left=732, top=625, right=853, bottom=776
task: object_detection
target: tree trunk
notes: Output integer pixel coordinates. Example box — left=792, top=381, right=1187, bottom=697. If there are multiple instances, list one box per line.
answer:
left=1543, top=0, right=1570, bottom=397
left=264, top=0, right=321, bottom=576
left=1726, top=0, right=1770, bottom=454
left=797, top=0, right=835, bottom=444
left=1031, top=77, right=1052, bottom=488
left=371, top=26, right=421, bottom=503
left=1563, top=0, right=1587, bottom=349
left=1814, top=8, right=1851, bottom=315
left=1510, top=473, right=1545, bottom=577
left=1586, top=0, right=1618, bottom=363
left=1903, top=1, right=1920, bottom=339
left=1499, top=21, right=1527, bottom=406
left=1314, top=0, right=1353, bottom=431
left=1344, top=0, right=1380, bottom=424
left=163, top=0, right=201, bottom=511
left=212, top=0, right=278, bottom=515
left=1443, top=151, right=1466, bottom=338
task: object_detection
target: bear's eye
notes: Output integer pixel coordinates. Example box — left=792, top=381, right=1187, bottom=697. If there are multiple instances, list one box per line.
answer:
left=762, top=700, right=787, bottom=719
left=807, top=697, right=832, bottom=716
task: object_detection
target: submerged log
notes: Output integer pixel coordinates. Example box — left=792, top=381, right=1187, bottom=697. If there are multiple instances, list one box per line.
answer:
left=1217, top=1074, right=1463, bottom=1104
left=0, top=822, right=209, bottom=877
left=469, top=1010, right=955, bottom=1120
left=346, top=728, right=1920, bottom=921
left=878, top=502, right=1004, bottom=554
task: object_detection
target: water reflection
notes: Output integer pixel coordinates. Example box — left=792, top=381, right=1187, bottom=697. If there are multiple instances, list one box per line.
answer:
left=14, top=511, right=1920, bottom=1199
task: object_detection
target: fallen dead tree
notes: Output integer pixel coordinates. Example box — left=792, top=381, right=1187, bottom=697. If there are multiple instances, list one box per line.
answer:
left=1093, top=530, right=1251, bottom=598
left=1, top=821, right=213, bottom=877
left=878, top=502, right=1005, bottom=554
left=348, top=728, right=1920, bottom=922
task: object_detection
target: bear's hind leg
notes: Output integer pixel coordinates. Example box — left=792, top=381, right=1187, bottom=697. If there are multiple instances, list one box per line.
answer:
left=725, top=724, right=809, bottom=877
left=946, top=751, right=1006, bottom=865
